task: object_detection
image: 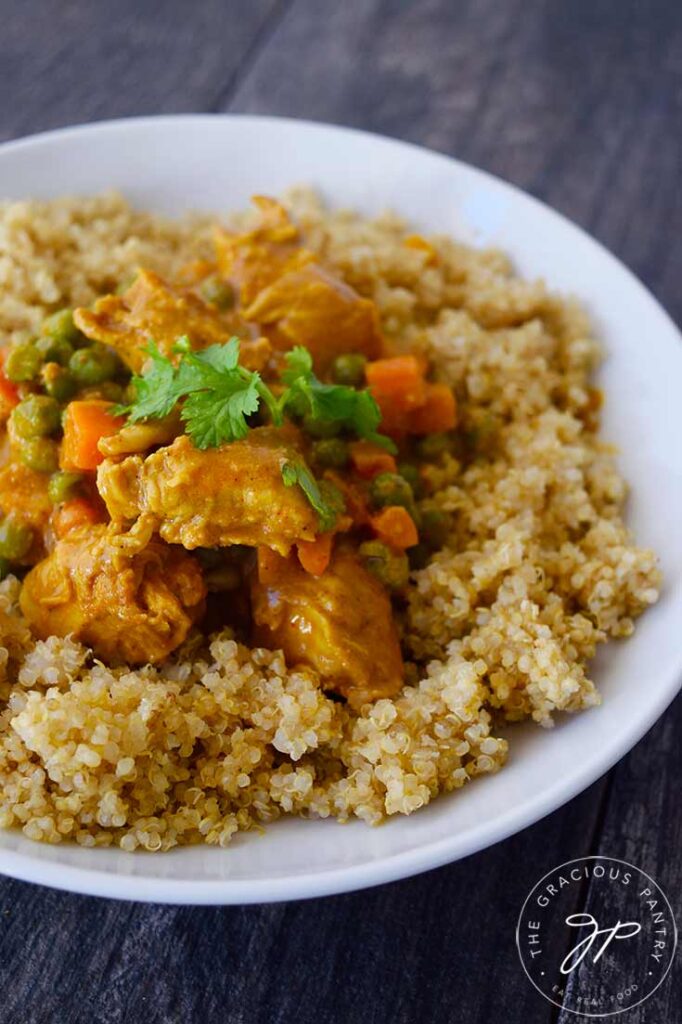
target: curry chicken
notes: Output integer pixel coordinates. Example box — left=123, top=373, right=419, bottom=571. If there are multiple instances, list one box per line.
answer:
left=0, top=198, right=458, bottom=709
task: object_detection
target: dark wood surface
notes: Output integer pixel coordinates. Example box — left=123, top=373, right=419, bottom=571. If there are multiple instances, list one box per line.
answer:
left=1, top=1, right=681, bottom=1021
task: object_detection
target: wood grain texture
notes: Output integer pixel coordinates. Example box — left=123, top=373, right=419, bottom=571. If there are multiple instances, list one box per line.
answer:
left=0, top=0, right=680, bottom=1021
left=0, top=0, right=282, bottom=143
left=559, top=713, right=682, bottom=1024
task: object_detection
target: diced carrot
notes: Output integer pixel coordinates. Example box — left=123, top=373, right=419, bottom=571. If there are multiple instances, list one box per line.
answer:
left=0, top=350, right=19, bottom=416
left=60, top=400, right=125, bottom=471
left=257, top=546, right=289, bottom=585
left=407, top=382, right=457, bottom=435
left=349, top=440, right=397, bottom=479
left=297, top=533, right=333, bottom=576
left=369, top=505, right=419, bottom=550
left=403, top=234, right=439, bottom=265
left=53, top=497, right=103, bottom=539
left=0, top=376, right=19, bottom=414
left=365, top=355, right=427, bottom=414
left=366, top=355, right=428, bottom=435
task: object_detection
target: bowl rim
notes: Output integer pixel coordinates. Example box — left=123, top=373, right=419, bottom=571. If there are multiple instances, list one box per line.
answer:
left=0, top=112, right=680, bottom=904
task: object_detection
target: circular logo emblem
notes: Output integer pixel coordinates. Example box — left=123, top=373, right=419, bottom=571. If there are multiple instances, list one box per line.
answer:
left=516, top=856, right=677, bottom=1017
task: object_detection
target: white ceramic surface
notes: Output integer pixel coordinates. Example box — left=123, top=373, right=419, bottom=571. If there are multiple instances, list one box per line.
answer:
left=0, top=115, right=680, bottom=904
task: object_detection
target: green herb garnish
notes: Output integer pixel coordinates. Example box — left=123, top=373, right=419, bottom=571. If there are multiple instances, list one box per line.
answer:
left=117, top=337, right=395, bottom=451
left=115, top=337, right=270, bottom=446
left=279, top=346, right=394, bottom=451
left=281, top=461, right=342, bottom=532
left=115, top=337, right=394, bottom=525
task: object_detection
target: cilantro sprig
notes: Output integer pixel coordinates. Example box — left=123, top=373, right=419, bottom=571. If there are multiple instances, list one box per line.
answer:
left=116, top=337, right=395, bottom=453
left=114, top=337, right=395, bottom=527
left=115, top=337, right=276, bottom=449
left=279, top=347, right=393, bottom=451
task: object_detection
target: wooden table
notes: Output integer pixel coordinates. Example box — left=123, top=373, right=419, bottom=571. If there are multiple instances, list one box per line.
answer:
left=1, top=2, right=680, bottom=1020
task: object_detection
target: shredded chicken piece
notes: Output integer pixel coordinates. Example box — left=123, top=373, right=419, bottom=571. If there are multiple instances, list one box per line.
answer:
left=251, top=545, right=404, bottom=708
left=20, top=525, right=206, bottom=664
left=97, top=427, right=319, bottom=555
left=214, top=196, right=311, bottom=306
left=216, top=197, right=384, bottom=372
left=74, top=269, right=269, bottom=373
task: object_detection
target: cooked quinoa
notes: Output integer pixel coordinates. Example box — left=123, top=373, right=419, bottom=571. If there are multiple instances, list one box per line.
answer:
left=0, top=189, right=660, bottom=851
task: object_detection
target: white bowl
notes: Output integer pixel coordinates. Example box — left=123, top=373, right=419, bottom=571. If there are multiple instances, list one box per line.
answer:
left=0, top=115, right=680, bottom=904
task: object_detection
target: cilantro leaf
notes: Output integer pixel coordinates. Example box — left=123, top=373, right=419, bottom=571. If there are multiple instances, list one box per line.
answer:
left=349, top=390, right=395, bottom=449
left=181, top=372, right=261, bottom=448
left=121, top=337, right=394, bottom=451
left=281, top=460, right=342, bottom=532
left=190, top=338, right=240, bottom=373
left=114, top=341, right=185, bottom=421
left=280, top=358, right=396, bottom=453
left=117, top=336, right=265, bottom=445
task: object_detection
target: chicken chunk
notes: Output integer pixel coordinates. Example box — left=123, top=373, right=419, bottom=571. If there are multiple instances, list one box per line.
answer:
left=74, top=269, right=269, bottom=374
left=20, top=525, right=206, bottom=664
left=214, top=196, right=311, bottom=307
left=97, top=427, right=319, bottom=555
left=244, top=263, right=384, bottom=374
left=250, top=545, right=404, bottom=708
left=216, top=197, right=384, bottom=373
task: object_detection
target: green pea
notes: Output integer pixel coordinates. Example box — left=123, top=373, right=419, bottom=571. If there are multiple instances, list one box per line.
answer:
left=80, top=380, right=125, bottom=403
left=369, top=472, right=415, bottom=510
left=48, top=471, right=84, bottom=505
left=311, top=438, right=349, bottom=469
left=4, top=343, right=42, bottom=383
left=36, top=334, right=74, bottom=367
left=302, top=413, right=341, bottom=439
left=41, top=309, right=81, bottom=345
left=415, top=432, right=455, bottom=462
left=0, top=556, right=10, bottom=580
left=359, top=540, right=409, bottom=590
left=408, top=543, right=431, bottom=571
left=421, top=509, right=450, bottom=550
left=11, top=396, right=62, bottom=438
left=122, top=380, right=138, bottom=406
left=69, top=344, right=121, bottom=386
left=200, top=277, right=235, bottom=310
left=102, top=380, right=125, bottom=402
left=0, top=517, right=33, bottom=561
left=42, top=364, right=77, bottom=402
left=18, top=436, right=60, bottom=473
left=330, top=353, right=367, bottom=388
left=397, top=462, right=423, bottom=498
